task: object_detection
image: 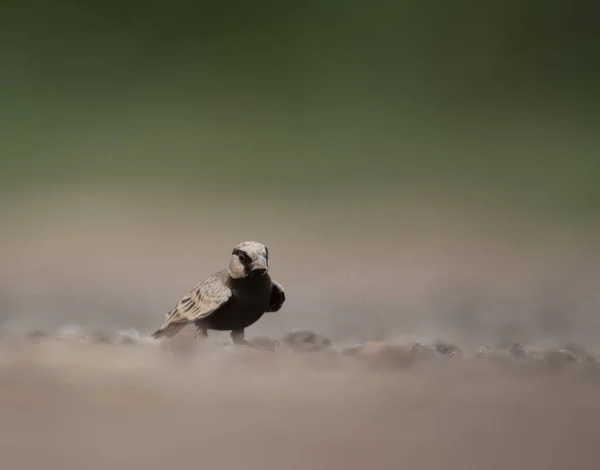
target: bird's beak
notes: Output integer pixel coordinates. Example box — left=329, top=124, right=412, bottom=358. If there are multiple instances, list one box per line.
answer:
left=251, top=255, right=269, bottom=273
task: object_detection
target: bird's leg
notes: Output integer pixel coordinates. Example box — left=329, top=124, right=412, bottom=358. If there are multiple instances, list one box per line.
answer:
left=195, top=326, right=208, bottom=340
left=231, top=329, right=252, bottom=347
left=231, top=329, right=270, bottom=351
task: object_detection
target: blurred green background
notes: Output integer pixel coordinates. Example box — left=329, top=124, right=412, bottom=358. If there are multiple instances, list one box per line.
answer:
left=1, top=0, right=599, bottom=216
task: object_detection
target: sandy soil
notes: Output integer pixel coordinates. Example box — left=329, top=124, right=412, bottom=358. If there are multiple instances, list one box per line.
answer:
left=1, top=336, right=600, bottom=470
left=2, top=187, right=600, bottom=470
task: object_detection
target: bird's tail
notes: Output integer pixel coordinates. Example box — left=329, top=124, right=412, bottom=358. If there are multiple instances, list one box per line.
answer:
left=150, top=321, right=187, bottom=339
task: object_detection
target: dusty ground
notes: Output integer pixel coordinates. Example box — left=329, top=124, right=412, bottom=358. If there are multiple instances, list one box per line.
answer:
left=2, top=187, right=600, bottom=470
left=1, top=334, right=600, bottom=470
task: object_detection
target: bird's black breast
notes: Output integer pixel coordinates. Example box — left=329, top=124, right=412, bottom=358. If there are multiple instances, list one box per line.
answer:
left=200, top=272, right=273, bottom=331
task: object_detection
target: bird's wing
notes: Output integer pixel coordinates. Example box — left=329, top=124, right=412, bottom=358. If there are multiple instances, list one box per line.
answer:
left=267, top=280, right=286, bottom=312
left=151, top=273, right=232, bottom=338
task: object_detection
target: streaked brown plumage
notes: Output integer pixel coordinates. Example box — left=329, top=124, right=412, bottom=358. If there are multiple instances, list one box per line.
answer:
left=151, top=241, right=285, bottom=348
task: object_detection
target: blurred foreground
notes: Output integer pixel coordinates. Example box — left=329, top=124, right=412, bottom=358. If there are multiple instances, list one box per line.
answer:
left=1, top=328, right=600, bottom=470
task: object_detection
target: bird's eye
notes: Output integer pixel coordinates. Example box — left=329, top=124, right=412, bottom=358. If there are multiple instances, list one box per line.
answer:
left=232, top=249, right=251, bottom=263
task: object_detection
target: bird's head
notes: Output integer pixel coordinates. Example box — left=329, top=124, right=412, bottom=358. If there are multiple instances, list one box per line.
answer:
left=229, top=241, right=269, bottom=279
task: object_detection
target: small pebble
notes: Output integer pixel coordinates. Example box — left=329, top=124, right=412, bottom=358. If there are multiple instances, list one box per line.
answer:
left=281, top=329, right=331, bottom=352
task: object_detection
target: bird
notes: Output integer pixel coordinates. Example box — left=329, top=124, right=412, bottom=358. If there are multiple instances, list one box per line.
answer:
left=151, top=241, right=285, bottom=349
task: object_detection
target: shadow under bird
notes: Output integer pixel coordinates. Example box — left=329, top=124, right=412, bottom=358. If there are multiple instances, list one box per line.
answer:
left=151, top=241, right=285, bottom=348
